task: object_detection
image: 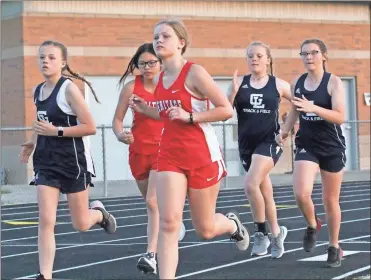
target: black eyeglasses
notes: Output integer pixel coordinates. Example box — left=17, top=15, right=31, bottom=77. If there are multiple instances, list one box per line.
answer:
left=138, top=60, right=160, bottom=68
left=299, top=50, right=321, bottom=57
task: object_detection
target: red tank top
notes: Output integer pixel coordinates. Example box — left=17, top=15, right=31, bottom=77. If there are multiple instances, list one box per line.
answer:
left=155, top=61, right=223, bottom=169
left=130, top=76, right=163, bottom=155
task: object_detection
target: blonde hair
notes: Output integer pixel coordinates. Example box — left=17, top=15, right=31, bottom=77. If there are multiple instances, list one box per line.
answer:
left=246, top=41, right=273, bottom=75
left=155, top=19, right=189, bottom=55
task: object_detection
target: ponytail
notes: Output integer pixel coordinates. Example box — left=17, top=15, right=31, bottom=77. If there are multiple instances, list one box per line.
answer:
left=269, top=59, right=274, bottom=75
left=63, top=64, right=100, bottom=103
left=118, top=56, right=136, bottom=86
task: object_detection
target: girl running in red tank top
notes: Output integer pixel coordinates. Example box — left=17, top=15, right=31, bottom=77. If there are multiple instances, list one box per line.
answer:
left=129, top=20, right=250, bottom=279
left=112, top=43, right=186, bottom=276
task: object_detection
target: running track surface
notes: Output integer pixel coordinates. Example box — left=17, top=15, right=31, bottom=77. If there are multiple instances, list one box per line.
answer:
left=1, top=181, right=370, bottom=280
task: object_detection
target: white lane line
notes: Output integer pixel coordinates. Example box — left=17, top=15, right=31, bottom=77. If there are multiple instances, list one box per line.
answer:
left=2, top=205, right=369, bottom=259
left=2, top=189, right=369, bottom=223
left=3, top=241, right=370, bottom=247
left=2, top=197, right=369, bottom=244
left=3, top=183, right=369, bottom=211
left=15, top=224, right=371, bottom=279
left=332, top=265, right=371, bottom=279
left=5, top=187, right=363, bottom=217
left=3, top=186, right=369, bottom=217
left=175, top=233, right=371, bottom=279
left=2, top=194, right=369, bottom=242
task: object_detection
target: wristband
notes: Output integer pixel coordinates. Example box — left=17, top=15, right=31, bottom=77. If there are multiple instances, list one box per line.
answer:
left=189, top=112, right=194, bottom=124
left=57, top=126, right=64, bottom=137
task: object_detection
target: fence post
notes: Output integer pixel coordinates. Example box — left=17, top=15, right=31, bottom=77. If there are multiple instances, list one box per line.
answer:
left=354, top=121, right=360, bottom=170
left=223, top=122, right=228, bottom=189
left=101, top=125, right=108, bottom=197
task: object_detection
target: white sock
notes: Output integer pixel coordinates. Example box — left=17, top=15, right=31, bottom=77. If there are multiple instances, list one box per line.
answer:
left=231, top=221, right=238, bottom=234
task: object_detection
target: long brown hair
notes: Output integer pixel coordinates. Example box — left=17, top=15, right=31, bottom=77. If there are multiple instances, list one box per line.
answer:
left=39, top=40, right=100, bottom=103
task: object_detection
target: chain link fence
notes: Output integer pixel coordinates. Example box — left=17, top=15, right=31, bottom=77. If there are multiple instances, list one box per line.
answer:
left=1, top=120, right=370, bottom=196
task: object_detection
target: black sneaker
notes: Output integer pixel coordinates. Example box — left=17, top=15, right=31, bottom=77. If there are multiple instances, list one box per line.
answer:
left=303, top=215, right=322, bottom=252
left=36, top=273, right=46, bottom=280
left=90, top=200, right=117, bottom=233
left=226, top=211, right=250, bottom=251
left=137, top=252, right=157, bottom=275
left=326, top=246, right=343, bottom=268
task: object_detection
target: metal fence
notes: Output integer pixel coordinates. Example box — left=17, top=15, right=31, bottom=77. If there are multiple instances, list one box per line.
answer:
left=1, top=120, right=370, bottom=196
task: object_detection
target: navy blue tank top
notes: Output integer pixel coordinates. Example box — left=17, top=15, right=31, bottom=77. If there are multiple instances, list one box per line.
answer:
left=294, top=72, right=346, bottom=156
left=234, top=75, right=280, bottom=154
left=33, top=77, right=95, bottom=178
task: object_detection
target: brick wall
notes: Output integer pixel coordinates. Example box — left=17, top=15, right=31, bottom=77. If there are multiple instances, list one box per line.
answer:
left=21, top=17, right=370, bottom=50
left=20, top=15, right=371, bottom=123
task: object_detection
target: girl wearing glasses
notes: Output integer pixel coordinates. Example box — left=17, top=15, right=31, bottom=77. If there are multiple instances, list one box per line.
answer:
left=276, top=38, right=346, bottom=268
left=112, top=43, right=186, bottom=275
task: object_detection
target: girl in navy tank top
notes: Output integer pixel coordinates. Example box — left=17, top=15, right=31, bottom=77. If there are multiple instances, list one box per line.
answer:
left=20, top=40, right=117, bottom=280
left=228, top=41, right=291, bottom=259
left=277, top=38, right=346, bottom=268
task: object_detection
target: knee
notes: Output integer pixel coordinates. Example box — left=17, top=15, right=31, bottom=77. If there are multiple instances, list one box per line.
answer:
left=245, top=181, right=259, bottom=198
left=195, top=225, right=215, bottom=240
left=39, top=212, right=56, bottom=230
left=294, top=191, right=311, bottom=204
left=160, top=214, right=181, bottom=233
left=323, top=196, right=339, bottom=210
left=146, top=196, right=158, bottom=213
left=71, top=218, right=91, bottom=232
